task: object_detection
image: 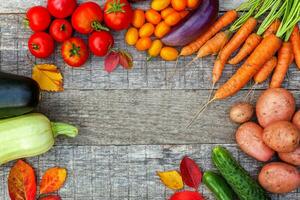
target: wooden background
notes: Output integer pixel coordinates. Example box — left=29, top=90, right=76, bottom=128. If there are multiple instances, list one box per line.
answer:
left=0, top=0, right=299, bottom=199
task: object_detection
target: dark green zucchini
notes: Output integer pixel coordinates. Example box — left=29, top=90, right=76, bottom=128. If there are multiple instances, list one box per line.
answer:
left=0, top=72, right=40, bottom=118
left=203, top=171, right=237, bottom=200
left=212, top=146, right=270, bottom=200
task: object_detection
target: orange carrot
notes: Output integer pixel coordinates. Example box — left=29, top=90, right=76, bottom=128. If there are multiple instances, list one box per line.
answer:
left=212, top=17, right=257, bottom=84
left=290, top=52, right=294, bottom=64
left=180, top=10, right=238, bottom=56
left=253, top=56, right=277, bottom=84
left=228, top=33, right=262, bottom=65
left=263, top=19, right=281, bottom=38
left=214, top=34, right=282, bottom=99
left=290, top=25, right=300, bottom=69
left=197, top=31, right=231, bottom=58
left=270, top=42, right=293, bottom=88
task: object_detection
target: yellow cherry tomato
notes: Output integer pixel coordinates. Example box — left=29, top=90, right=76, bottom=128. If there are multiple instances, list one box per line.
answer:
left=135, top=37, right=152, bottom=51
left=151, top=0, right=171, bottom=11
left=160, top=47, right=179, bottom=61
left=154, top=21, right=171, bottom=38
left=139, top=23, right=155, bottom=37
left=132, top=9, right=145, bottom=28
left=148, top=40, right=163, bottom=58
left=125, top=27, right=139, bottom=46
left=145, top=9, right=162, bottom=25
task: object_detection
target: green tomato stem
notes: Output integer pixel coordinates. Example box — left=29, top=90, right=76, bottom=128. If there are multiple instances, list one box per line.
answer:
left=91, top=21, right=109, bottom=32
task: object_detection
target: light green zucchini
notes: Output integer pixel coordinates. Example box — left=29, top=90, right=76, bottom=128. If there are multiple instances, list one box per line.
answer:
left=0, top=113, right=78, bottom=165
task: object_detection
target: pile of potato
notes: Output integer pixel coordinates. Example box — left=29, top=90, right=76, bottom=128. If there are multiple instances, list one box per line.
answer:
left=229, top=88, right=300, bottom=194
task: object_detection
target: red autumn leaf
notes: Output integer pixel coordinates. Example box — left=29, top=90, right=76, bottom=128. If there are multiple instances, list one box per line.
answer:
left=180, top=156, right=202, bottom=190
left=39, top=195, right=61, bottom=200
left=104, top=51, right=120, bottom=73
left=8, top=160, right=37, bottom=200
left=40, top=167, right=67, bottom=194
left=119, top=50, right=133, bottom=69
left=170, top=191, right=204, bottom=200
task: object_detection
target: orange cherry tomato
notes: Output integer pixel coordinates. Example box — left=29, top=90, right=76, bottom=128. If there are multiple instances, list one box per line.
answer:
left=164, top=12, right=181, bottom=26
left=139, top=23, right=155, bottom=37
left=135, top=37, right=152, bottom=51
left=171, top=0, right=187, bottom=11
left=154, top=21, right=171, bottom=38
left=132, top=9, right=145, bottom=28
left=179, top=10, right=189, bottom=19
left=161, top=7, right=176, bottom=19
left=187, top=0, right=201, bottom=9
left=145, top=9, right=162, bottom=25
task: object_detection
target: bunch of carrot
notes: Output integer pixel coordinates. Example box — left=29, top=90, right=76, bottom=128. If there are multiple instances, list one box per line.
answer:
left=125, top=0, right=201, bottom=61
left=182, top=0, right=300, bottom=127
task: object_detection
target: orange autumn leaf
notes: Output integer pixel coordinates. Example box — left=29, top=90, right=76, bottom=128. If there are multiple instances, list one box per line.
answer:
left=40, top=167, right=67, bottom=194
left=8, top=160, right=37, bottom=200
left=157, top=170, right=184, bottom=190
left=39, top=195, right=61, bottom=200
left=32, top=64, right=63, bottom=92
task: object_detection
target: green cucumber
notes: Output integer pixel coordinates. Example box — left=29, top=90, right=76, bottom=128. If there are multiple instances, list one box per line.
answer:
left=203, top=171, right=237, bottom=200
left=212, top=146, right=270, bottom=200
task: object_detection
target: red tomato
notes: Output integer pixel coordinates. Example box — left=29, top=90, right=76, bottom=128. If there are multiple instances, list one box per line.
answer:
left=71, top=2, right=106, bottom=34
left=49, top=19, right=73, bottom=42
left=28, top=32, right=54, bottom=58
left=61, top=37, right=89, bottom=67
left=47, top=0, right=77, bottom=18
left=26, top=6, right=51, bottom=32
left=104, top=0, right=133, bottom=31
left=89, top=31, right=114, bottom=57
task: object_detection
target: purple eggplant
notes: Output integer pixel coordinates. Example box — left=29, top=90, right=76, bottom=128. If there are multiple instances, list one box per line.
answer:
left=162, top=0, right=219, bottom=47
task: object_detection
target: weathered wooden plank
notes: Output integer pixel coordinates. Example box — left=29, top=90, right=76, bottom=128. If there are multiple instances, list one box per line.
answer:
left=35, top=89, right=300, bottom=145
left=1, top=15, right=300, bottom=90
left=0, top=144, right=299, bottom=200
left=0, top=0, right=243, bottom=13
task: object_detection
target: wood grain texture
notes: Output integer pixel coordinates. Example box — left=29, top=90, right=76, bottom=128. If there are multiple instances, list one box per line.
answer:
left=0, top=0, right=244, bottom=13
left=35, top=89, right=300, bottom=145
left=0, top=145, right=299, bottom=200
left=1, top=15, right=300, bottom=90
left=0, top=1, right=300, bottom=199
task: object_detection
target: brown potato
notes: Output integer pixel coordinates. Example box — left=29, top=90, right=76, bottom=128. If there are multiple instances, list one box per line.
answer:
left=256, top=88, right=295, bottom=127
left=292, top=110, right=300, bottom=130
left=279, top=146, right=300, bottom=166
left=263, top=121, right=300, bottom=153
left=258, top=162, right=300, bottom=193
left=229, top=102, right=254, bottom=123
left=236, top=122, right=274, bottom=161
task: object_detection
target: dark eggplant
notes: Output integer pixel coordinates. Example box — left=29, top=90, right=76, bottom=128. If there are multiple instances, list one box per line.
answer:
left=162, top=0, right=219, bottom=46
left=0, top=72, right=40, bottom=118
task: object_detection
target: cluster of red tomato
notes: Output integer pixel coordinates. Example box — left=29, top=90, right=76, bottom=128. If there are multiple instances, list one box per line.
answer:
left=26, top=0, right=133, bottom=67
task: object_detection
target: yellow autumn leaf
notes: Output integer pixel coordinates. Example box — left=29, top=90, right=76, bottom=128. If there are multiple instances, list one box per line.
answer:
left=32, top=64, right=63, bottom=92
left=157, top=170, right=184, bottom=190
